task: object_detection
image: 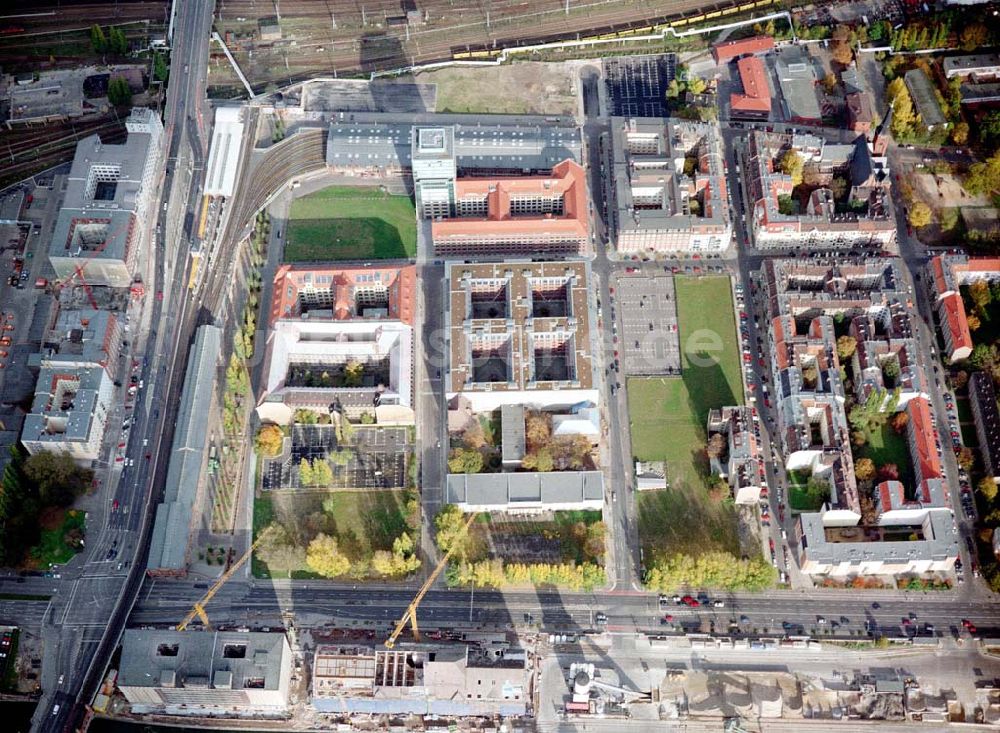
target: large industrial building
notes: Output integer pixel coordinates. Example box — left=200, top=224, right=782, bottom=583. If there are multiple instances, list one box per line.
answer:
left=258, top=264, right=416, bottom=424
left=740, top=132, right=895, bottom=250
left=311, top=643, right=530, bottom=717
left=445, top=471, right=605, bottom=513
left=147, top=325, right=222, bottom=575
left=47, top=107, right=163, bottom=287
left=760, top=259, right=957, bottom=578
left=118, top=630, right=292, bottom=716
left=444, top=260, right=598, bottom=412
left=327, top=115, right=588, bottom=255
left=610, top=117, right=731, bottom=255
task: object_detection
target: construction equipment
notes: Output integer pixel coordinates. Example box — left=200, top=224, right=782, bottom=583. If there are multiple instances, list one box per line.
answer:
left=57, top=216, right=130, bottom=310
left=385, top=511, right=477, bottom=649
left=176, top=526, right=275, bottom=631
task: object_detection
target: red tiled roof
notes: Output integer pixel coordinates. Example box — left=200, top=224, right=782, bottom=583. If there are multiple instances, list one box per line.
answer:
left=269, top=264, right=416, bottom=327
left=712, top=35, right=775, bottom=63
left=431, top=159, right=589, bottom=243
left=931, top=256, right=949, bottom=296
left=877, top=480, right=905, bottom=511
left=939, top=291, right=973, bottom=355
left=907, top=397, right=942, bottom=482
left=731, top=56, right=772, bottom=114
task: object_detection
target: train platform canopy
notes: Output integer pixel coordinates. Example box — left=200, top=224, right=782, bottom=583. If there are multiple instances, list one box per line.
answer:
left=204, top=107, right=244, bottom=197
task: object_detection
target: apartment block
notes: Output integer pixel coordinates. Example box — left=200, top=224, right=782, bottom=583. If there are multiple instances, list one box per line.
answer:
left=259, top=264, right=416, bottom=425
left=48, top=107, right=163, bottom=287
left=32, top=307, right=123, bottom=379
left=943, top=53, right=1000, bottom=80
left=21, top=365, right=113, bottom=465
left=118, top=630, right=292, bottom=715
left=970, top=371, right=1000, bottom=482
left=311, top=644, right=530, bottom=717
left=707, top=406, right=767, bottom=505
left=762, top=258, right=955, bottom=578
left=928, top=254, right=1000, bottom=361
left=741, top=132, right=895, bottom=251
left=444, top=260, right=598, bottom=412
left=610, top=118, right=731, bottom=255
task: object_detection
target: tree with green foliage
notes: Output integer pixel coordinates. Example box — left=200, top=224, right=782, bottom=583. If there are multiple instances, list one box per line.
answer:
left=372, top=532, right=421, bottom=577
left=343, top=360, right=364, bottom=388
left=153, top=51, right=169, bottom=82
left=359, top=412, right=375, bottom=425
left=779, top=149, right=804, bottom=186
left=310, top=459, right=333, bottom=487
left=23, top=452, right=93, bottom=508
left=969, top=279, right=993, bottom=312
left=964, top=150, right=1000, bottom=196
left=298, top=458, right=314, bottom=487
left=293, top=408, right=319, bottom=424
left=435, top=504, right=475, bottom=561
left=951, top=121, right=969, bottom=146
left=90, top=24, right=107, bottom=53
left=448, top=447, right=484, bottom=474
left=882, top=356, right=900, bottom=381
left=643, top=551, right=775, bottom=592
left=255, top=425, right=284, bottom=457
left=305, top=533, right=350, bottom=577
left=521, top=448, right=554, bottom=472
left=107, top=76, right=132, bottom=106
left=108, top=26, right=128, bottom=55
left=803, top=476, right=830, bottom=509
left=960, top=23, right=989, bottom=52
left=970, top=343, right=999, bottom=371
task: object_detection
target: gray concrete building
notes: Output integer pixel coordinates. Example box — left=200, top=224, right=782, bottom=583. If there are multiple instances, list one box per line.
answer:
left=147, top=325, right=222, bottom=575
left=118, top=630, right=292, bottom=715
left=446, top=471, right=604, bottom=513
left=48, top=107, right=163, bottom=287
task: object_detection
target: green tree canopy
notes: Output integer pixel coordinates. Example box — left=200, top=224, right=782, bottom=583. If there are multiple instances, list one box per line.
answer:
left=305, top=533, right=350, bottom=577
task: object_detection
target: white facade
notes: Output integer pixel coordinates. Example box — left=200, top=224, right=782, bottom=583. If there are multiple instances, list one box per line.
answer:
left=204, top=107, right=245, bottom=197
left=21, top=365, right=113, bottom=465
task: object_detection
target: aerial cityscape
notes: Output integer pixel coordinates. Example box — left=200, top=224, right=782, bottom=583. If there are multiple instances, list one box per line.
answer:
left=3, top=0, right=1000, bottom=732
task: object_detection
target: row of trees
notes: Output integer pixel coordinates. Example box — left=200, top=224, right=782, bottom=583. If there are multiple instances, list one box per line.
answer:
left=90, top=25, right=130, bottom=55
left=643, top=551, right=775, bottom=592
left=449, top=558, right=605, bottom=591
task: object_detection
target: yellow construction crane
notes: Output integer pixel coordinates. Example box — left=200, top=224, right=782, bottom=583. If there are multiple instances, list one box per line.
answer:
left=177, top=526, right=275, bottom=631
left=385, top=511, right=477, bottom=649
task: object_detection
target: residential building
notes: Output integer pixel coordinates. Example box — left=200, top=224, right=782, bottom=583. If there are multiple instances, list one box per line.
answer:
left=707, top=406, right=767, bottom=505
left=444, top=260, right=598, bottom=412
left=147, top=325, right=222, bottom=575
left=774, top=46, right=822, bottom=125
left=326, top=113, right=581, bottom=177
left=762, top=259, right=952, bottom=578
left=959, top=82, right=1000, bottom=106
left=311, top=644, right=530, bottom=717
left=269, top=263, right=415, bottom=326
left=903, top=69, right=947, bottom=130
left=846, top=92, right=873, bottom=134
left=259, top=264, right=416, bottom=424
left=731, top=56, right=772, bottom=119
left=428, top=158, right=589, bottom=256
left=21, top=365, right=113, bottom=465
left=610, top=118, right=732, bottom=255
left=943, top=53, right=1000, bottom=80
left=48, top=107, right=163, bottom=287
left=118, top=630, right=292, bottom=716
left=928, top=254, right=1000, bottom=361
left=970, top=371, right=1000, bottom=481
left=32, top=307, right=123, bottom=379
left=446, top=471, right=604, bottom=513
left=711, top=35, right=775, bottom=64
left=741, top=132, right=895, bottom=250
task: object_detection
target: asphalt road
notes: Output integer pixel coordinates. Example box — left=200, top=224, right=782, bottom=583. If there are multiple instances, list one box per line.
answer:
left=31, top=1, right=218, bottom=731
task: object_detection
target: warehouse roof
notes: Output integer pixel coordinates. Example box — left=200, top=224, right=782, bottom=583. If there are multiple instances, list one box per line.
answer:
left=446, top=471, right=604, bottom=508
left=147, top=325, right=222, bottom=572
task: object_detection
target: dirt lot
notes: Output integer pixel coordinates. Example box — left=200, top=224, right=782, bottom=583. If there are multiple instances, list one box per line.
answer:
left=417, top=62, right=579, bottom=115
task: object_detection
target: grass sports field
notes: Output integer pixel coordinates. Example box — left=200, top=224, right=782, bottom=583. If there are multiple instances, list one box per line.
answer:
left=285, top=186, right=417, bottom=261
left=628, top=275, right=743, bottom=559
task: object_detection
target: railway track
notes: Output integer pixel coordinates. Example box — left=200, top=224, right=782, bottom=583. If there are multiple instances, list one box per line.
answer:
left=0, top=117, right=126, bottom=190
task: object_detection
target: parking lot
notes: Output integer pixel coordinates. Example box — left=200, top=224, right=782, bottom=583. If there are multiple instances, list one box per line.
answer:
left=603, top=54, right=676, bottom=117
left=613, top=274, right=681, bottom=375
left=262, top=424, right=411, bottom=491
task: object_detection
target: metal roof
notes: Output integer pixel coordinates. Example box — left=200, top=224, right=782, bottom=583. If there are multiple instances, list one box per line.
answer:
left=446, top=470, right=604, bottom=509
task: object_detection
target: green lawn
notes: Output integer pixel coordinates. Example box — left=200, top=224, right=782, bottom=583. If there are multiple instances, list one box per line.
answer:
left=858, top=422, right=914, bottom=491
left=253, top=489, right=418, bottom=579
left=628, top=275, right=743, bottom=562
left=29, top=509, right=85, bottom=568
left=285, top=186, right=417, bottom=261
